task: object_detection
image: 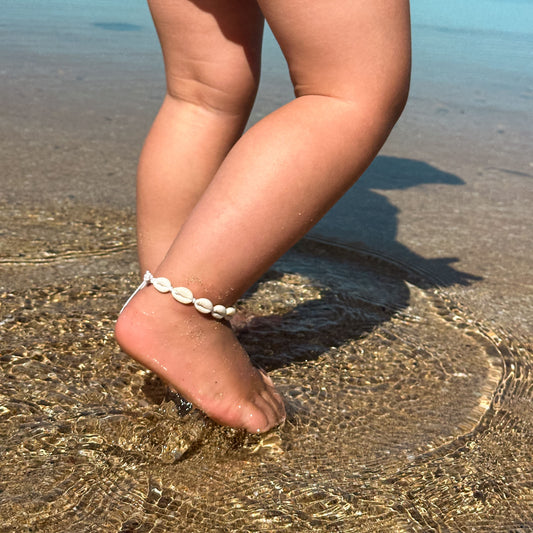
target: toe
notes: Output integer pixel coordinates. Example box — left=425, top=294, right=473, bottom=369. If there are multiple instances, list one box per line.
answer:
left=247, top=391, right=285, bottom=433
left=258, top=370, right=286, bottom=420
left=242, top=405, right=270, bottom=434
left=259, top=387, right=285, bottom=424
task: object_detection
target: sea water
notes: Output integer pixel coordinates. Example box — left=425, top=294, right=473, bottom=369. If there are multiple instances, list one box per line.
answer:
left=2, top=0, right=532, bottom=98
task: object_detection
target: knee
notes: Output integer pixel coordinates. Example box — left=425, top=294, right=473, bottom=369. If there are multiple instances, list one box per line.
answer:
left=294, top=68, right=410, bottom=133
left=387, top=62, right=411, bottom=119
left=354, top=76, right=411, bottom=142
left=165, top=63, right=260, bottom=117
left=290, top=42, right=411, bottom=131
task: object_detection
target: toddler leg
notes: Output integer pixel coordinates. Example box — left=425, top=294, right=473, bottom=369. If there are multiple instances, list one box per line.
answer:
left=117, top=0, right=411, bottom=433
left=137, top=0, right=264, bottom=272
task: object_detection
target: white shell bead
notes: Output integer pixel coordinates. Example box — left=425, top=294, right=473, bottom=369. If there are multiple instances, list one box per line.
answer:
left=152, top=277, right=172, bottom=293
left=194, top=297, right=213, bottom=314
left=225, top=307, right=236, bottom=318
left=171, top=286, right=194, bottom=305
left=211, top=305, right=227, bottom=320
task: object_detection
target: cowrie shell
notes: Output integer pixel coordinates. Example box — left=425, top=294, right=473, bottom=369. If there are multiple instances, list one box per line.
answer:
left=211, top=305, right=227, bottom=320
left=171, top=286, right=193, bottom=304
left=225, top=307, right=236, bottom=318
left=194, top=297, right=213, bottom=314
left=152, top=277, right=172, bottom=293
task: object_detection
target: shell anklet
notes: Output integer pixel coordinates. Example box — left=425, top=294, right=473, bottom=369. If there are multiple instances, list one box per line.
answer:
left=120, top=270, right=236, bottom=320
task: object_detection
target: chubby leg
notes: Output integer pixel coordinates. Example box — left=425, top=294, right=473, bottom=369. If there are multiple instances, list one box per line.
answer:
left=117, top=0, right=411, bottom=432
left=154, top=0, right=411, bottom=298
left=137, top=0, right=264, bottom=272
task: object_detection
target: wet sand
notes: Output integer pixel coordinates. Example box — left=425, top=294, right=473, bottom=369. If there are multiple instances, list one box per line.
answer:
left=1, top=2, right=532, bottom=531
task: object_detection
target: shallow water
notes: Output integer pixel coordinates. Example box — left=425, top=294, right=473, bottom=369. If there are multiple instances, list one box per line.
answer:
left=1, top=204, right=531, bottom=531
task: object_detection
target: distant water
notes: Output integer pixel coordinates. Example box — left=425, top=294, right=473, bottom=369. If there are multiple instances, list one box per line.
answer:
left=0, top=1, right=156, bottom=60
left=409, top=0, right=533, bottom=112
left=411, top=0, right=533, bottom=35
left=3, top=0, right=532, bottom=73
left=2, top=0, right=532, bottom=117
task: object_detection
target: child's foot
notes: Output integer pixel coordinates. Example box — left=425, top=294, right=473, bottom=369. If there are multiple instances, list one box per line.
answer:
left=115, top=285, right=286, bottom=433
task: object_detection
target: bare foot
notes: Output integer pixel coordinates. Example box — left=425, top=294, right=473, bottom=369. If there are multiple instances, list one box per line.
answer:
left=115, top=285, right=285, bottom=433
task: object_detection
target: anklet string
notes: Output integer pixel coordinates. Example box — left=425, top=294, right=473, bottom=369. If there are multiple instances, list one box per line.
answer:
left=119, top=270, right=153, bottom=315
left=120, top=270, right=236, bottom=320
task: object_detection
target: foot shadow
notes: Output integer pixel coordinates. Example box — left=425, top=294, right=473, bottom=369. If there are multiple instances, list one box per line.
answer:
left=238, top=238, right=416, bottom=372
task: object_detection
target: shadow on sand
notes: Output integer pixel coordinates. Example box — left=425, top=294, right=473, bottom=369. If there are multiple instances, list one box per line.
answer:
left=312, top=155, right=482, bottom=287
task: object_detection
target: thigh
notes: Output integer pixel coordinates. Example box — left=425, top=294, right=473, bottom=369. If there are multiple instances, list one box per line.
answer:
left=257, top=0, right=411, bottom=106
left=148, top=0, right=264, bottom=112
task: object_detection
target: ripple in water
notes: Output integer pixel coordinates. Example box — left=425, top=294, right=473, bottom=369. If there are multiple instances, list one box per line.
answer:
left=92, top=22, right=143, bottom=32
left=0, top=206, right=531, bottom=532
